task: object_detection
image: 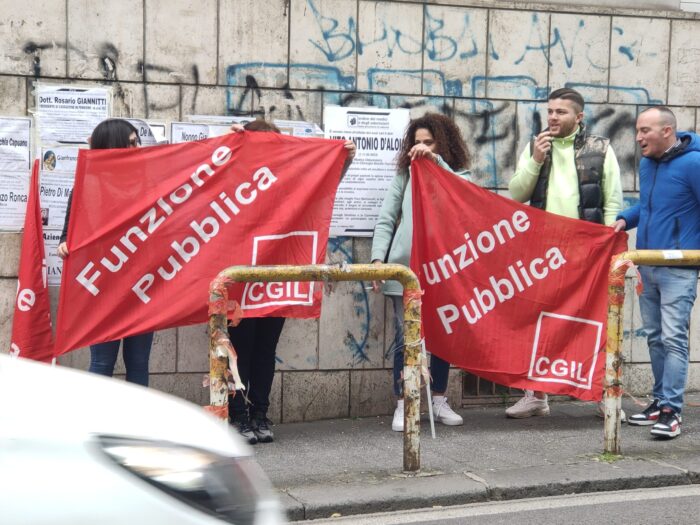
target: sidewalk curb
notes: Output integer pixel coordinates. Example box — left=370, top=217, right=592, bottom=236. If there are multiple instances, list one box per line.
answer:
left=280, top=458, right=698, bottom=521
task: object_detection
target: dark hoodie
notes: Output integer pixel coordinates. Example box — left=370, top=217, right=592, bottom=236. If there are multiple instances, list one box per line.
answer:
left=618, top=131, right=700, bottom=250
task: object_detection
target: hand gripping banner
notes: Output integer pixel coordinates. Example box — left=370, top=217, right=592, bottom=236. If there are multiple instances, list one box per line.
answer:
left=10, top=160, right=55, bottom=362
left=409, top=159, right=628, bottom=401
left=54, top=132, right=347, bottom=355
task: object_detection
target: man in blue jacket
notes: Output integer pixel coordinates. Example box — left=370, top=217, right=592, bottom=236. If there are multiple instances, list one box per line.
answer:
left=613, top=106, right=700, bottom=439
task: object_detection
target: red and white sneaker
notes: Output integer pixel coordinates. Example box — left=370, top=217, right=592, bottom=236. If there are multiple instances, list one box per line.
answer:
left=627, top=399, right=660, bottom=426
left=650, top=408, right=682, bottom=439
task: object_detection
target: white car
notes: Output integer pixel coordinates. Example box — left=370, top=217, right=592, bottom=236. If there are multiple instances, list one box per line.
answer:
left=0, top=354, right=285, bottom=525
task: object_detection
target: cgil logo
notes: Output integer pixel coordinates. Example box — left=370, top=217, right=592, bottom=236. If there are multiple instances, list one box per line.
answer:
left=527, top=312, right=602, bottom=390
left=242, top=231, right=318, bottom=309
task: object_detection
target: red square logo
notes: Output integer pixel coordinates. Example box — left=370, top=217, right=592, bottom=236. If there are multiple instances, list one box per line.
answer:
left=527, top=312, right=603, bottom=390
left=241, top=231, right=318, bottom=309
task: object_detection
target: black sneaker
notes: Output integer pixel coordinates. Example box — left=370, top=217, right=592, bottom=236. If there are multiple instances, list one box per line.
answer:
left=251, top=414, right=274, bottom=443
left=650, top=408, right=682, bottom=439
left=627, top=399, right=660, bottom=426
left=231, top=417, right=258, bottom=445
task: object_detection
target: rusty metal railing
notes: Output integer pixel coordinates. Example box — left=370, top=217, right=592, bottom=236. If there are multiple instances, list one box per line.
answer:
left=604, top=250, right=700, bottom=454
left=207, top=263, right=423, bottom=472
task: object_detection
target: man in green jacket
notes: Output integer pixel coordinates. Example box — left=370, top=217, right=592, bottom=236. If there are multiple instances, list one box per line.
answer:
left=506, top=87, right=624, bottom=419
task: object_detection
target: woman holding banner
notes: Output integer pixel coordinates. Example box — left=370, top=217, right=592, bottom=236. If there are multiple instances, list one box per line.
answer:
left=371, top=112, right=471, bottom=432
left=226, top=120, right=286, bottom=445
left=227, top=120, right=356, bottom=444
left=57, top=119, right=154, bottom=387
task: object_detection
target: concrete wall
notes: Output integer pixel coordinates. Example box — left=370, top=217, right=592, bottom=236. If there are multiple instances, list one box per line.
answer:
left=1, top=0, right=699, bottom=420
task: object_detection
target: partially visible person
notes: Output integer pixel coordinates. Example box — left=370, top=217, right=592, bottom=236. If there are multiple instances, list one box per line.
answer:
left=613, top=106, right=700, bottom=439
left=228, top=120, right=356, bottom=444
left=371, top=112, right=469, bottom=432
left=57, top=119, right=153, bottom=387
left=507, top=88, right=624, bottom=419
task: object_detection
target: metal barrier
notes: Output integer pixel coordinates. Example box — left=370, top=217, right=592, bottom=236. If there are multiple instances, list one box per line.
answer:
left=604, top=250, right=700, bottom=454
left=208, top=263, right=424, bottom=472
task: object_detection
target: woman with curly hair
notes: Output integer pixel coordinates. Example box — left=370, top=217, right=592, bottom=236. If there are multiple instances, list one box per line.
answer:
left=371, top=112, right=471, bottom=432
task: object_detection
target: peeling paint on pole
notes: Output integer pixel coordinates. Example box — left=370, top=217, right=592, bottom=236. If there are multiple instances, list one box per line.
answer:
left=604, top=253, right=627, bottom=455
left=207, top=263, right=423, bottom=472
left=604, top=250, right=700, bottom=455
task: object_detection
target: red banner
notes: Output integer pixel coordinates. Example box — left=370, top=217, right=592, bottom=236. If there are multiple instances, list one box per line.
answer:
left=410, top=159, right=628, bottom=401
left=54, top=132, right=347, bottom=355
left=10, top=160, right=54, bottom=362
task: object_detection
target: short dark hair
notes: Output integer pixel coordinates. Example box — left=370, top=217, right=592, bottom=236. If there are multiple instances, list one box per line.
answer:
left=90, top=119, right=140, bottom=150
left=640, top=106, right=677, bottom=131
left=548, top=88, right=585, bottom=112
left=243, top=119, right=281, bottom=133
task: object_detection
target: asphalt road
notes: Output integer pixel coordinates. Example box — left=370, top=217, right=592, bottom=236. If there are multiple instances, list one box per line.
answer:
left=300, top=485, right=700, bottom=524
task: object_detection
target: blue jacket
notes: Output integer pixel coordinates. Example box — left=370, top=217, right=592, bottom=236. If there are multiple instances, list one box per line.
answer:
left=618, top=131, right=700, bottom=250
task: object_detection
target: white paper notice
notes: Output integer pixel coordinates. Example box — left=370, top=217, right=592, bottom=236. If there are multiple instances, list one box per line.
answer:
left=273, top=119, right=324, bottom=137
left=127, top=119, right=168, bottom=146
left=171, top=122, right=207, bottom=143
left=39, top=172, right=74, bottom=229
left=36, top=85, right=110, bottom=143
left=41, top=146, right=80, bottom=174
left=43, top=229, right=63, bottom=287
left=0, top=171, right=30, bottom=230
left=171, top=122, right=232, bottom=143
left=324, top=106, right=410, bottom=237
left=0, top=118, right=31, bottom=171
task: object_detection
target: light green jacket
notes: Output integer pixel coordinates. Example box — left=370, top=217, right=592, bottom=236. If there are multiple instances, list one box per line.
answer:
left=370, top=156, right=471, bottom=296
left=508, top=126, right=623, bottom=225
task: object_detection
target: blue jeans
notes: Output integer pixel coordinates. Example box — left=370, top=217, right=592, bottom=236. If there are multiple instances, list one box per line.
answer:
left=389, top=295, right=450, bottom=396
left=90, top=332, right=154, bottom=387
left=638, top=266, right=698, bottom=414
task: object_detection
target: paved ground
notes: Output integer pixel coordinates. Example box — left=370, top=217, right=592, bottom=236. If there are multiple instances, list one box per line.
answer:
left=251, top=394, right=700, bottom=521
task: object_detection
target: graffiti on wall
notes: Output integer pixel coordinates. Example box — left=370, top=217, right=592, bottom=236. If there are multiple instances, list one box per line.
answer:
left=18, top=0, right=674, bottom=188
left=221, top=1, right=669, bottom=187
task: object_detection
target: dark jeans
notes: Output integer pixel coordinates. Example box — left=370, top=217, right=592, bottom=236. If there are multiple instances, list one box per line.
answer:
left=89, top=332, right=154, bottom=387
left=389, top=295, right=450, bottom=396
left=227, top=317, right=285, bottom=422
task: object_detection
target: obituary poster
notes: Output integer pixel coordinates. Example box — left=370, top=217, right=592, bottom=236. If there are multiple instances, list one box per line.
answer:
left=179, top=116, right=322, bottom=139
left=40, top=146, right=80, bottom=174
left=43, top=229, right=63, bottom=287
left=0, top=171, right=30, bottom=230
left=170, top=122, right=232, bottom=143
left=38, top=172, right=74, bottom=229
left=127, top=118, right=167, bottom=146
left=36, top=85, right=110, bottom=144
left=273, top=119, right=323, bottom=137
left=0, top=118, right=31, bottom=171
left=324, top=106, right=410, bottom=237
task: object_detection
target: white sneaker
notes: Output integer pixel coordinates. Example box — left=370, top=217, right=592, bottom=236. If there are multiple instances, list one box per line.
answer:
left=392, top=399, right=404, bottom=432
left=596, top=402, right=627, bottom=423
left=505, top=391, right=550, bottom=418
left=432, top=396, right=463, bottom=426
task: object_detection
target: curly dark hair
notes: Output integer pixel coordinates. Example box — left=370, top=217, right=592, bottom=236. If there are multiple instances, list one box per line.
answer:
left=396, top=113, right=471, bottom=172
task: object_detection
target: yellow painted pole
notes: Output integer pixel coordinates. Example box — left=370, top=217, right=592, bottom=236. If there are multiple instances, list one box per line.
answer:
left=604, top=250, right=700, bottom=454
left=207, top=263, right=423, bottom=472
left=604, top=254, right=626, bottom=454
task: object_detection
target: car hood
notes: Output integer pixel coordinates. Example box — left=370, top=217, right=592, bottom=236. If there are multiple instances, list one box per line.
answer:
left=0, top=354, right=247, bottom=457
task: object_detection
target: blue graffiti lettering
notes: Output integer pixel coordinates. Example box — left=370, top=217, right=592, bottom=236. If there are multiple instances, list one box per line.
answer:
left=307, top=0, right=357, bottom=62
